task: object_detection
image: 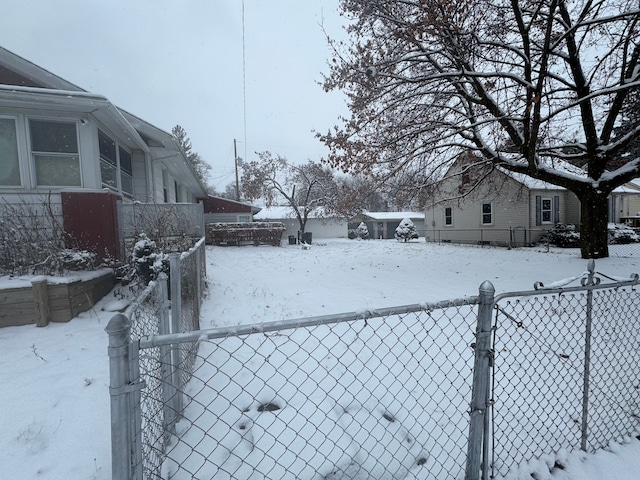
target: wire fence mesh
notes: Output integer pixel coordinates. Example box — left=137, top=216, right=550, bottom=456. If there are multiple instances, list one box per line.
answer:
left=109, top=238, right=207, bottom=480
left=491, top=283, right=640, bottom=477
left=108, top=258, right=640, bottom=480
left=177, top=239, right=205, bottom=388
left=142, top=302, right=480, bottom=480
left=124, top=280, right=167, bottom=480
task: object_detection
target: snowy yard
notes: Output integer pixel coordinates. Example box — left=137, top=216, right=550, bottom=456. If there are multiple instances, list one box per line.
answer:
left=2, top=239, right=640, bottom=479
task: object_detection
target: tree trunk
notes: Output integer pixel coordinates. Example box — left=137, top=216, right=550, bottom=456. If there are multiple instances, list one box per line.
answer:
left=578, top=190, right=609, bottom=259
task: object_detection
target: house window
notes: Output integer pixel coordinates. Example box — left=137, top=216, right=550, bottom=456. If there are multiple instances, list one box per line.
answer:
left=99, top=130, right=117, bottom=190
left=30, top=119, right=80, bottom=186
left=536, top=195, right=560, bottom=225
left=0, top=118, right=20, bottom=186
left=162, top=169, right=169, bottom=203
left=444, top=207, right=453, bottom=226
left=541, top=198, right=552, bottom=223
left=238, top=214, right=250, bottom=222
left=119, top=147, right=133, bottom=198
left=99, top=130, right=134, bottom=198
left=174, top=180, right=180, bottom=202
left=481, top=203, right=492, bottom=225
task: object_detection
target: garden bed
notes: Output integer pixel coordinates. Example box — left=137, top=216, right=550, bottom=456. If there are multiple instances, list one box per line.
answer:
left=0, top=269, right=115, bottom=328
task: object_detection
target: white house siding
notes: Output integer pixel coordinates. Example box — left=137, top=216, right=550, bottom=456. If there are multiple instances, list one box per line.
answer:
left=276, top=218, right=347, bottom=240
left=132, top=151, right=150, bottom=202
left=151, top=158, right=176, bottom=203
left=565, top=192, right=582, bottom=227
left=426, top=172, right=532, bottom=245
left=204, top=213, right=255, bottom=224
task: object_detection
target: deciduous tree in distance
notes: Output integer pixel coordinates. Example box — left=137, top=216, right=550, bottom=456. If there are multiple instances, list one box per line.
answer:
left=319, top=0, right=640, bottom=258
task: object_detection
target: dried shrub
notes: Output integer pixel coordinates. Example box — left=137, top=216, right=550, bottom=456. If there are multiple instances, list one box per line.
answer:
left=0, top=194, right=96, bottom=276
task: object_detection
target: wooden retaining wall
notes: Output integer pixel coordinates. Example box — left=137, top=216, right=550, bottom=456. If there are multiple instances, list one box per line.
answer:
left=0, top=270, right=115, bottom=328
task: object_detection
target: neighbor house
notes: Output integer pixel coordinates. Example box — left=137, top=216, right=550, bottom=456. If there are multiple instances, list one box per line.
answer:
left=425, top=156, right=582, bottom=246
left=609, top=180, right=640, bottom=227
left=254, top=206, right=349, bottom=241
left=0, top=47, right=207, bottom=259
left=201, top=195, right=262, bottom=224
left=349, top=212, right=426, bottom=240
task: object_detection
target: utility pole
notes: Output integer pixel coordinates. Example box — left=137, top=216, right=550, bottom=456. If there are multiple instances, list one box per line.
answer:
left=234, top=139, right=240, bottom=201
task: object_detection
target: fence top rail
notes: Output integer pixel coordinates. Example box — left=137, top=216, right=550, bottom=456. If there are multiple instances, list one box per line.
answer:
left=178, top=236, right=205, bottom=260
left=123, top=275, right=164, bottom=319
left=139, top=295, right=479, bottom=349
left=495, top=265, right=640, bottom=303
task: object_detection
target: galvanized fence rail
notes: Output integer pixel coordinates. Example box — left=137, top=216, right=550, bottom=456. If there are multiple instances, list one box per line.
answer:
left=107, top=260, right=640, bottom=480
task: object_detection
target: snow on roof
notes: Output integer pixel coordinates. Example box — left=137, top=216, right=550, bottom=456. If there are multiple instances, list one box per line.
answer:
left=612, top=181, right=640, bottom=194
left=254, top=206, right=334, bottom=220
left=499, top=169, right=566, bottom=191
left=363, top=211, right=425, bottom=220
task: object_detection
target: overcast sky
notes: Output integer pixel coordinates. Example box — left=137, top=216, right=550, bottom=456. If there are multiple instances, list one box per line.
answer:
left=0, top=0, right=349, bottom=190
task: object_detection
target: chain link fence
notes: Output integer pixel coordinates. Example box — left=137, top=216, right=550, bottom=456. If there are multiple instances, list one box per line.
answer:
left=424, top=227, right=640, bottom=257
left=490, top=276, right=640, bottom=478
left=153, top=301, right=479, bottom=479
left=107, top=260, right=640, bottom=480
left=107, top=238, right=206, bottom=480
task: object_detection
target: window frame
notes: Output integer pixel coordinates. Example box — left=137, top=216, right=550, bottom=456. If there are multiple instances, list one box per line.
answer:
left=481, top=202, right=493, bottom=225
left=0, top=116, right=22, bottom=187
left=541, top=197, right=552, bottom=223
left=29, top=118, right=81, bottom=187
left=98, top=129, right=134, bottom=198
left=444, top=207, right=453, bottom=226
left=162, top=169, right=169, bottom=203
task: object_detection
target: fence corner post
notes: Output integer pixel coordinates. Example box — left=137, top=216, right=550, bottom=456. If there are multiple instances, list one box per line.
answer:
left=465, top=280, right=495, bottom=480
left=106, top=313, right=135, bottom=480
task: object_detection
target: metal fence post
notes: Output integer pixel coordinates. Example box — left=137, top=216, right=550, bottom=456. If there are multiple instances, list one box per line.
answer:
left=169, top=250, right=183, bottom=415
left=158, top=273, right=178, bottom=439
left=195, top=245, right=202, bottom=322
left=581, top=259, right=596, bottom=451
left=465, top=280, right=495, bottom=480
left=106, top=313, right=135, bottom=480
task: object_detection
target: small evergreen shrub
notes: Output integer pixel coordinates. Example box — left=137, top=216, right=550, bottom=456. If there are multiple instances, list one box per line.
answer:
left=543, top=223, right=640, bottom=248
left=608, top=223, right=640, bottom=244
left=394, top=218, right=419, bottom=242
left=131, top=233, right=169, bottom=285
left=542, top=224, right=581, bottom=248
left=355, top=222, right=370, bottom=240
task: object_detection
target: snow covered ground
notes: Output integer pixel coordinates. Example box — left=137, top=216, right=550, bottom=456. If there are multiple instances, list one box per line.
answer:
left=1, top=239, right=640, bottom=479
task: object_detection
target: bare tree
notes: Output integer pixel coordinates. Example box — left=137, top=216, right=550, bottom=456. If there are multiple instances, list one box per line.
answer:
left=241, top=152, right=344, bottom=234
left=319, top=0, right=640, bottom=258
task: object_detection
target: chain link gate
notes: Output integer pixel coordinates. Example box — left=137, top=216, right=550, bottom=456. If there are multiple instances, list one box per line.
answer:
left=489, top=261, right=640, bottom=478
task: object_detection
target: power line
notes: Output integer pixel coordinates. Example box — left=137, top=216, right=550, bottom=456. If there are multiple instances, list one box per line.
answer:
left=242, top=0, right=247, bottom=164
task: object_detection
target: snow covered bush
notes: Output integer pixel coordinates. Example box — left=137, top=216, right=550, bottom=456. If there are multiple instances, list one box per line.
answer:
left=130, top=233, right=169, bottom=285
left=542, top=224, right=581, bottom=248
left=543, top=223, right=640, bottom=248
left=394, top=218, right=419, bottom=242
left=356, top=222, right=370, bottom=239
left=608, top=223, right=640, bottom=244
